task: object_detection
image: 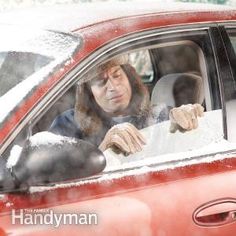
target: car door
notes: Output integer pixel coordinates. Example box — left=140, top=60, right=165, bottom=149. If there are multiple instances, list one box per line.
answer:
left=1, top=23, right=236, bottom=236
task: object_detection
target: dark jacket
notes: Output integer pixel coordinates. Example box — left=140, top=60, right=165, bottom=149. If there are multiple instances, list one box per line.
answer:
left=49, top=104, right=170, bottom=147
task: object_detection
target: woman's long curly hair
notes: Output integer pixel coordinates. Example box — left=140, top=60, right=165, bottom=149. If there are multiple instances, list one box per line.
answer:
left=74, top=64, right=151, bottom=136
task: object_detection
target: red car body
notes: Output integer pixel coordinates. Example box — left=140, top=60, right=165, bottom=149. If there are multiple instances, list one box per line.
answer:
left=0, top=2, right=236, bottom=235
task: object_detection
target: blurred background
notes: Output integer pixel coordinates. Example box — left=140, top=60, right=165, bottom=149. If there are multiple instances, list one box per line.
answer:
left=0, top=0, right=235, bottom=12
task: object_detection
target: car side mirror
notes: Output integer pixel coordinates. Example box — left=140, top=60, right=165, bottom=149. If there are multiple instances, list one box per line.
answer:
left=1, top=133, right=106, bottom=192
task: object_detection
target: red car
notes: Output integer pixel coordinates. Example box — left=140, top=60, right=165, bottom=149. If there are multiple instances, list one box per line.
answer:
left=0, top=1, right=236, bottom=235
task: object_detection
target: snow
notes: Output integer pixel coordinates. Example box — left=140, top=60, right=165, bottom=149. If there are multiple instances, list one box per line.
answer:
left=6, top=132, right=77, bottom=168
left=225, top=100, right=236, bottom=143
left=6, top=145, right=22, bottom=169
left=0, top=60, right=58, bottom=123
left=5, top=202, right=13, bottom=207
left=29, top=131, right=77, bottom=147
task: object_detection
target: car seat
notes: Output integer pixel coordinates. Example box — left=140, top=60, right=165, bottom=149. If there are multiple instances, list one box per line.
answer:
left=151, top=73, right=204, bottom=107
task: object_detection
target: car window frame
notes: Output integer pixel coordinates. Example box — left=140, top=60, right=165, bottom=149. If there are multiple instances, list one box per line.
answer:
left=215, top=24, right=236, bottom=142
left=31, top=25, right=222, bottom=127
left=2, top=24, right=232, bottom=185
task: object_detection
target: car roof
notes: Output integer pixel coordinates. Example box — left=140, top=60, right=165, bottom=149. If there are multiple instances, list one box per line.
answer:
left=0, top=1, right=235, bottom=33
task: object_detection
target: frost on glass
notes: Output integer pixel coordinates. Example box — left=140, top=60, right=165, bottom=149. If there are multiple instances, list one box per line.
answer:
left=0, top=25, right=81, bottom=124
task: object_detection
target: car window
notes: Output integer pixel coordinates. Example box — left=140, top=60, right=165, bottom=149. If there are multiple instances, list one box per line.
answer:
left=4, top=29, right=235, bottom=189
left=127, top=50, right=154, bottom=83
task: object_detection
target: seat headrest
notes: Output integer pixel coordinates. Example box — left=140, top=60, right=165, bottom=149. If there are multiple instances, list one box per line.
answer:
left=151, top=73, right=204, bottom=107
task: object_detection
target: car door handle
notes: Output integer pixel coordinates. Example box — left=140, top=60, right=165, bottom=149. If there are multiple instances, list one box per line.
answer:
left=193, top=198, right=236, bottom=227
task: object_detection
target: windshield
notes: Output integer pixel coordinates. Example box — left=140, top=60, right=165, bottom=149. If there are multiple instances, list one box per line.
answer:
left=0, top=25, right=81, bottom=123
left=0, top=26, right=81, bottom=96
left=0, top=51, right=52, bottom=97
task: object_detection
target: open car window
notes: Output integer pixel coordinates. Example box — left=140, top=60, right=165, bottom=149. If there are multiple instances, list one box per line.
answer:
left=3, top=28, right=236, bottom=190
left=32, top=35, right=227, bottom=171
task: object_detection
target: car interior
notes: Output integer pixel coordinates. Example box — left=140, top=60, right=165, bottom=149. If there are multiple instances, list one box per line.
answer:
left=32, top=40, right=208, bottom=135
left=151, top=72, right=204, bottom=107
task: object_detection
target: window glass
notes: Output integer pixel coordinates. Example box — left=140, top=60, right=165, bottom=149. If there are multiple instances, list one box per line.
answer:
left=127, top=50, right=154, bottom=83
left=0, top=51, right=52, bottom=97
left=0, top=25, right=80, bottom=97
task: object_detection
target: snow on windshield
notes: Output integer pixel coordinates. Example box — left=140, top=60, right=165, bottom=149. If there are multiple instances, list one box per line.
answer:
left=0, top=26, right=80, bottom=124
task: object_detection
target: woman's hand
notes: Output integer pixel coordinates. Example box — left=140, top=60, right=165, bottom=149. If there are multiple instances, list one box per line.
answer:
left=169, top=104, right=204, bottom=132
left=99, top=122, right=146, bottom=154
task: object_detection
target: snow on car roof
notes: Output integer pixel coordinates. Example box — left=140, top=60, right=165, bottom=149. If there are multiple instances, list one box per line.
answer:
left=0, top=1, right=234, bottom=33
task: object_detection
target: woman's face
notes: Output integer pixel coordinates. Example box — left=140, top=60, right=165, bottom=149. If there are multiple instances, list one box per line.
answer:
left=90, top=65, right=132, bottom=116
